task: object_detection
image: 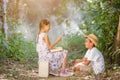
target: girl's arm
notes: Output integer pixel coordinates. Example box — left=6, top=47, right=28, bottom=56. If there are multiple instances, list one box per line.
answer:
left=44, top=34, right=62, bottom=50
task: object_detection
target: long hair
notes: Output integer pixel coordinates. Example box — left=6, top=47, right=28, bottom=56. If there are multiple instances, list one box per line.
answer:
left=39, top=19, right=50, bottom=33
left=36, top=19, right=50, bottom=43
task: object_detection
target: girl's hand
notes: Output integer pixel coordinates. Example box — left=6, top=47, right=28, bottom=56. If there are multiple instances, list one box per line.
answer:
left=57, top=35, right=62, bottom=42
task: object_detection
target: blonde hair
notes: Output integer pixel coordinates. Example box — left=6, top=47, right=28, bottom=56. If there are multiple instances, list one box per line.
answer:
left=39, top=19, right=50, bottom=31
left=36, top=19, right=50, bottom=43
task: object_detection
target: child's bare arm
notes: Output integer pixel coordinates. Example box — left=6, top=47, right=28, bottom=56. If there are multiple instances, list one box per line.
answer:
left=82, top=58, right=91, bottom=66
left=74, top=59, right=83, bottom=63
left=44, top=34, right=62, bottom=49
left=51, top=35, right=62, bottom=48
left=75, top=57, right=87, bottom=63
left=44, top=34, right=52, bottom=49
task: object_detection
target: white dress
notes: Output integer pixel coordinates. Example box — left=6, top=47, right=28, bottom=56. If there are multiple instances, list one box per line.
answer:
left=36, top=33, right=68, bottom=70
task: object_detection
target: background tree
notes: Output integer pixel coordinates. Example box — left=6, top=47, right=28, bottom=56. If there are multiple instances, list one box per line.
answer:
left=56, top=0, right=120, bottom=64
left=0, top=0, right=8, bottom=39
left=0, top=0, right=120, bottom=65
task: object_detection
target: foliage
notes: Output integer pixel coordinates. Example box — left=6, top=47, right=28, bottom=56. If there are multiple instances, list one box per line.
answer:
left=58, top=33, right=86, bottom=60
left=0, top=0, right=37, bottom=62
left=59, top=0, right=120, bottom=64
left=7, top=0, right=21, bottom=31
left=0, top=31, right=8, bottom=59
left=59, top=33, right=85, bottom=52
left=79, top=0, right=120, bottom=64
left=0, top=31, right=37, bottom=62
left=0, top=0, right=120, bottom=65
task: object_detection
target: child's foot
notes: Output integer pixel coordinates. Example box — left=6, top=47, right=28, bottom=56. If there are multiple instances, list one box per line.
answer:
left=49, top=69, right=59, bottom=76
left=60, top=69, right=74, bottom=77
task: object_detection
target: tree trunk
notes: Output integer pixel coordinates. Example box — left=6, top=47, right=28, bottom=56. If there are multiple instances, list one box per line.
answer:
left=115, top=16, right=120, bottom=65
left=15, top=0, right=19, bottom=19
left=1, top=15, right=4, bottom=33
left=3, top=0, right=8, bottom=39
left=0, top=0, right=4, bottom=33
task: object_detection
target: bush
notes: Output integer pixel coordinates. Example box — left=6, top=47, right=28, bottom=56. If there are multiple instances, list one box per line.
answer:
left=58, top=33, right=86, bottom=60
left=0, top=31, right=8, bottom=59
left=0, top=31, right=37, bottom=62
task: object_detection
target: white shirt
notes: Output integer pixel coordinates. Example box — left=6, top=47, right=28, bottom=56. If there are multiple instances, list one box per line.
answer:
left=84, top=47, right=105, bottom=74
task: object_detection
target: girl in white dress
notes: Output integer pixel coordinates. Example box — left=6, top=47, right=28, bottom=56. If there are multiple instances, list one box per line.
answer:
left=36, top=19, right=72, bottom=76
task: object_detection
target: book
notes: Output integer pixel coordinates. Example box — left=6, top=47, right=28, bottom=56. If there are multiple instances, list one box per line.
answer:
left=50, top=47, right=63, bottom=52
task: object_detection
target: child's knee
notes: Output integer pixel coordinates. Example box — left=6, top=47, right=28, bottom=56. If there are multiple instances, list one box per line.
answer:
left=74, top=66, right=80, bottom=71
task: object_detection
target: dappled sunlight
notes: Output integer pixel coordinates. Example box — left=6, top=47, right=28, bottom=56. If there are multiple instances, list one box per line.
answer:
left=16, top=0, right=84, bottom=41
left=87, top=0, right=93, bottom=3
left=0, top=0, right=120, bottom=80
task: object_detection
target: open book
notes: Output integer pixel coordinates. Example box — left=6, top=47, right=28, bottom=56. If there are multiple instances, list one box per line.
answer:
left=50, top=47, right=63, bottom=52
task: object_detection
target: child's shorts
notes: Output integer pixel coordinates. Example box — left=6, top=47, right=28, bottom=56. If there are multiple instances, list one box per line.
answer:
left=74, top=62, right=92, bottom=73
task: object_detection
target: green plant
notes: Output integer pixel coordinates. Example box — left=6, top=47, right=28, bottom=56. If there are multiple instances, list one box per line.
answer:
left=0, top=31, right=37, bottom=62
left=57, top=0, right=120, bottom=64
left=0, top=31, right=8, bottom=59
left=58, top=33, right=86, bottom=60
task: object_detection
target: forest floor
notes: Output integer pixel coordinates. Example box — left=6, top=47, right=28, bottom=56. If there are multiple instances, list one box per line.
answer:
left=0, top=59, right=120, bottom=80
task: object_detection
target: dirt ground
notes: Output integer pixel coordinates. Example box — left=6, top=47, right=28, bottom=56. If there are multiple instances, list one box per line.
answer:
left=0, top=59, right=120, bottom=80
left=0, top=59, right=67, bottom=80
